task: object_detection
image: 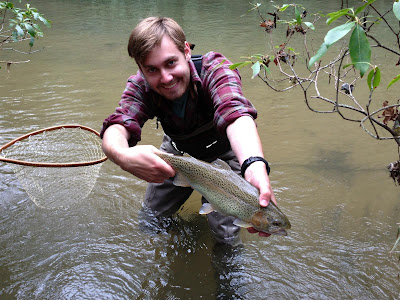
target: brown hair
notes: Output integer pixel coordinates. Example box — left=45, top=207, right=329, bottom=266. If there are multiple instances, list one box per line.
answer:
left=128, top=17, right=186, bottom=65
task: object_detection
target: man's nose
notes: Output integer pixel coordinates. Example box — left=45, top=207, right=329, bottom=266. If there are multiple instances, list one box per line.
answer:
left=160, top=68, right=173, bottom=83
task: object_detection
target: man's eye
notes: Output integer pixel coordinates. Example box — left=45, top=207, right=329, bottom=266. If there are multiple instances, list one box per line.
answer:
left=168, top=60, right=175, bottom=66
left=148, top=67, right=156, bottom=73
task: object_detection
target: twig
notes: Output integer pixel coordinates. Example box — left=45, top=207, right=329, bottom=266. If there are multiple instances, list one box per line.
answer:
left=1, top=47, right=45, bottom=54
left=0, top=60, right=30, bottom=64
left=0, top=60, right=31, bottom=73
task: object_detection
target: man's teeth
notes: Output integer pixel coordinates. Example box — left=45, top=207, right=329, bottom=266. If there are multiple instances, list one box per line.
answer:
left=164, top=82, right=177, bottom=89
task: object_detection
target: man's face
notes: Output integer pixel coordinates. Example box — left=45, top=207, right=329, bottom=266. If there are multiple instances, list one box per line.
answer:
left=140, top=36, right=191, bottom=101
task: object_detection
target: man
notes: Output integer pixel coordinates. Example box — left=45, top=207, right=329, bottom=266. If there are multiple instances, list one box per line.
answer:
left=100, top=17, right=276, bottom=245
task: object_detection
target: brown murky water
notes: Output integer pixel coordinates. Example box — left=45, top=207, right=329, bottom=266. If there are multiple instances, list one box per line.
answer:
left=1, top=0, right=400, bottom=298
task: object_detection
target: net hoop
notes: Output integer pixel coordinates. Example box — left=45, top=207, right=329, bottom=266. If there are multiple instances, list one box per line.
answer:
left=0, top=124, right=108, bottom=167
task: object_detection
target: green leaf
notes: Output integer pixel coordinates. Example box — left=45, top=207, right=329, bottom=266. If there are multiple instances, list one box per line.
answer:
left=303, top=22, right=315, bottom=30
left=39, top=16, right=51, bottom=27
left=394, top=2, right=400, bottom=21
left=355, top=0, right=376, bottom=15
left=251, top=61, right=261, bottom=79
left=279, top=4, right=290, bottom=12
left=387, top=74, right=400, bottom=89
left=324, top=22, right=355, bottom=47
left=342, top=63, right=354, bottom=69
left=14, top=24, right=24, bottom=36
left=33, top=23, right=41, bottom=32
left=12, top=30, right=18, bottom=42
left=262, top=64, right=271, bottom=74
left=229, top=61, right=252, bottom=70
left=295, top=5, right=301, bottom=25
left=326, top=8, right=352, bottom=25
left=29, top=36, right=35, bottom=47
left=250, top=54, right=264, bottom=59
left=23, top=22, right=36, bottom=37
left=309, top=42, right=328, bottom=68
left=367, top=67, right=381, bottom=90
left=349, top=24, right=371, bottom=77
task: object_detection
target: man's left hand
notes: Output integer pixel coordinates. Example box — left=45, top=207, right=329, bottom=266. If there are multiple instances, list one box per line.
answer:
left=244, top=160, right=277, bottom=237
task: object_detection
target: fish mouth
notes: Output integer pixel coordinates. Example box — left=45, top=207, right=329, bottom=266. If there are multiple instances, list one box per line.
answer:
left=269, top=228, right=288, bottom=236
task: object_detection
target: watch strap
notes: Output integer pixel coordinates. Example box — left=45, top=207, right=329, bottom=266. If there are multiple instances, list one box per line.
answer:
left=240, top=156, right=270, bottom=177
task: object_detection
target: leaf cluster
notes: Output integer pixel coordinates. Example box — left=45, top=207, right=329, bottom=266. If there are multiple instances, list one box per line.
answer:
left=233, top=3, right=314, bottom=78
left=1, top=1, right=51, bottom=69
left=237, top=0, right=400, bottom=260
left=233, top=1, right=400, bottom=151
left=309, top=0, right=400, bottom=90
left=309, top=2, right=375, bottom=80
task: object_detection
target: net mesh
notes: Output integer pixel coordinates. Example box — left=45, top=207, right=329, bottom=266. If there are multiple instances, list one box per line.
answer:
left=1, top=126, right=106, bottom=209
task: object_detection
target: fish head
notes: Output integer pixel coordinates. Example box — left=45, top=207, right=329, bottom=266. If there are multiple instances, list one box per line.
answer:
left=251, top=202, right=291, bottom=236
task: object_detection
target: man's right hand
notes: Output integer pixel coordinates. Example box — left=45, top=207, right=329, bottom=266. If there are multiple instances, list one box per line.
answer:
left=101, top=124, right=175, bottom=183
left=117, top=145, right=175, bottom=182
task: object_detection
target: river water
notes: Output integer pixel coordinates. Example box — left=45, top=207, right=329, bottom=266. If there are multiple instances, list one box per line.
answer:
left=1, top=0, right=400, bottom=299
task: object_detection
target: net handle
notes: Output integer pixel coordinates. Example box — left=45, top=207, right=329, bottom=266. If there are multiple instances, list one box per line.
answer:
left=0, top=124, right=108, bottom=167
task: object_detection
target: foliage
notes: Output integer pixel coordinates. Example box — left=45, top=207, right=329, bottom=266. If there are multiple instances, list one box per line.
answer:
left=233, top=1, right=400, bottom=168
left=234, top=0, right=400, bottom=260
left=0, top=1, right=51, bottom=71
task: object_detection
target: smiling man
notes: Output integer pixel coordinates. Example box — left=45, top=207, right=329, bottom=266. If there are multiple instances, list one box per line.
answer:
left=100, top=17, right=275, bottom=244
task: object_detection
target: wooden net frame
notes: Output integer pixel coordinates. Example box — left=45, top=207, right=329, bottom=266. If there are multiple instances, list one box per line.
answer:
left=0, top=125, right=108, bottom=208
left=0, top=124, right=107, bottom=167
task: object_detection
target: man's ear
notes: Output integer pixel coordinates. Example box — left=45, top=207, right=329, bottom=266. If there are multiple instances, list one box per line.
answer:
left=184, top=41, right=191, bottom=61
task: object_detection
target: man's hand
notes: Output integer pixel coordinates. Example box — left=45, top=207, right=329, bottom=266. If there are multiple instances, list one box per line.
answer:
left=245, top=161, right=276, bottom=206
left=102, top=124, right=175, bottom=183
left=117, top=146, right=175, bottom=183
left=244, top=160, right=276, bottom=237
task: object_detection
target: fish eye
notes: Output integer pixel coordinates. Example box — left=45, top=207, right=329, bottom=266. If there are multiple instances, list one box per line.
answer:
left=272, top=220, right=282, bottom=227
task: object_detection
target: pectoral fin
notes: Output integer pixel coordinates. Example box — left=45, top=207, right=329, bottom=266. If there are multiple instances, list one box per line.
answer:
left=199, top=203, right=215, bottom=215
left=172, top=172, right=191, bottom=187
left=233, top=218, right=253, bottom=228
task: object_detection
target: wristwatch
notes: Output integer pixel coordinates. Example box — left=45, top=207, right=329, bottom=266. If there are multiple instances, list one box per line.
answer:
left=240, top=156, right=270, bottom=177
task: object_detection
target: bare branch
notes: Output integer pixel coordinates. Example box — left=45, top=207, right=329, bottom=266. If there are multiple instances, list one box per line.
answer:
left=1, top=47, right=45, bottom=54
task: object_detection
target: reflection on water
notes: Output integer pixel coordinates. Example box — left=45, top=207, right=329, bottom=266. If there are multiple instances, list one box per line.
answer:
left=2, top=0, right=400, bottom=298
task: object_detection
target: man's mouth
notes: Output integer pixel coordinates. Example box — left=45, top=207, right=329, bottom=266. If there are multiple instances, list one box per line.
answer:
left=163, top=81, right=178, bottom=89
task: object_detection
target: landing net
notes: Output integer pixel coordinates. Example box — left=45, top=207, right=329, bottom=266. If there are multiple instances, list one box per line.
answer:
left=0, top=125, right=107, bottom=209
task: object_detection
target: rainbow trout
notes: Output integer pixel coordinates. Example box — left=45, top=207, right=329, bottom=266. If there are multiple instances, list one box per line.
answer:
left=157, top=153, right=291, bottom=235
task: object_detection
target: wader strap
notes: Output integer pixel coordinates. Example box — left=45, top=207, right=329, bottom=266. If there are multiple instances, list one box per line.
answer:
left=191, top=55, right=202, bottom=75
